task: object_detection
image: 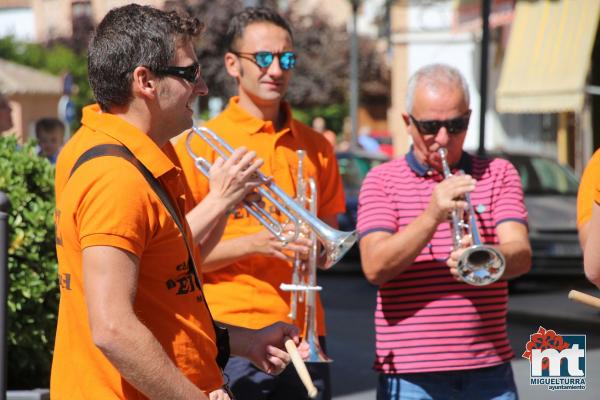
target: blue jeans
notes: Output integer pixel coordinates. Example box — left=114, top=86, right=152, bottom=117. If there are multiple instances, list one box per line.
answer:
left=377, top=362, right=518, bottom=400
left=224, top=337, right=331, bottom=400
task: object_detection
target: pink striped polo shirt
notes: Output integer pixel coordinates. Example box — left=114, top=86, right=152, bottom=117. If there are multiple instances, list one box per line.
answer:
left=357, top=150, right=528, bottom=374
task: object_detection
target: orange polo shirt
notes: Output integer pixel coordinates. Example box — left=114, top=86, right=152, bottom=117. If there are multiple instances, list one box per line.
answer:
left=51, top=104, right=223, bottom=399
left=174, top=97, right=345, bottom=335
left=578, top=148, right=600, bottom=227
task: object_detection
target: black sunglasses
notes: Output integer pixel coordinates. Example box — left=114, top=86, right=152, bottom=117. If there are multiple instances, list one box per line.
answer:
left=409, top=111, right=472, bottom=135
left=155, top=63, right=200, bottom=84
left=230, top=51, right=296, bottom=71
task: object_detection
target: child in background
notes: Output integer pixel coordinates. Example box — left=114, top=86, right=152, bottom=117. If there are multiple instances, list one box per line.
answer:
left=35, top=117, right=65, bottom=164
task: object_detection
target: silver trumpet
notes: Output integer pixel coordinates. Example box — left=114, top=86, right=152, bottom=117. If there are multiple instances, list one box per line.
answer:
left=185, top=126, right=358, bottom=269
left=438, top=148, right=505, bottom=286
left=281, top=150, right=331, bottom=363
left=286, top=150, right=308, bottom=322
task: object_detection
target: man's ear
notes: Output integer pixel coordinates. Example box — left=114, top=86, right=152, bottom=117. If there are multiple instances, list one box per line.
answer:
left=402, top=112, right=411, bottom=127
left=131, top=66, right=158, bottom=99
left=224, top=52, right=240, bottom=79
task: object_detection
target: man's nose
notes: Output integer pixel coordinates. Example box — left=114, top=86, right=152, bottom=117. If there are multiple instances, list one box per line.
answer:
left=194, top=75, right=208, bottom=96
left=267, top=56, right=284, bottom=77
left=435, top=127, right=451, bottom=146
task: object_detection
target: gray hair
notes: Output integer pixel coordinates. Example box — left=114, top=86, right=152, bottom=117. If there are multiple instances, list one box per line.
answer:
left=405, top=64, right=470, bottom=113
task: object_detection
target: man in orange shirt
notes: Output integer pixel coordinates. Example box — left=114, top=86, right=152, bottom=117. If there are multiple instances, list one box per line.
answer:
left=578, top=150, right=600, bottom=288
left=583, top=188, right=600, bottom=289
left=175, top=7, right=345, bottom=400
left=51, top=5, right=299, bottom=399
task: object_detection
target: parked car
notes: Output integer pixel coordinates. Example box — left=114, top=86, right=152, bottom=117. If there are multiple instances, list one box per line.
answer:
left=494, top=152, right=582, bottom=277
left=336, top=150, right=390, bottom=261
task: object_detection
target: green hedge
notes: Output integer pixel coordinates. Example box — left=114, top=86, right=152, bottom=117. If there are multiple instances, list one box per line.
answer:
left=0, top=135, right=58, bottom=389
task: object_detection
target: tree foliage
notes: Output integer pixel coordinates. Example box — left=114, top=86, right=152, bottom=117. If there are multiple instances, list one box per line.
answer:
left=1, top=1, right=388, bottom=131
left=172, top=0, right=244, bottom=102
left=284, top=11, right=349, bottom=107
left=0, top=136, right=58, bottom=389
left=175, top=0, right=388, bottom=110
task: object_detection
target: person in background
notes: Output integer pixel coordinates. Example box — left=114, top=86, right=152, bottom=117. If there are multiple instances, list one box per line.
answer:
left=312, top=116, right=337, bottom=149
left=51, top=5, right=298, bottom=399
left=175, top=6, right=345, bottom=400
left=578, top=150, right=600, bottom=288
left=35, top=117, right=65, bottom=164
left=0, top=92, right=13, bottom=133
left=357, top=125, right=381, bottom=154
left=312, top=116, right=326, bottom=132
left=357, top=63, right=531, bottom=400
left=336, top=117, right=352, bottom=152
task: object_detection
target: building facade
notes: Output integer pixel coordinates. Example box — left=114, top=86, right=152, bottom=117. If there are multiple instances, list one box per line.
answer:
left=388, top=0, right=600, bottom=171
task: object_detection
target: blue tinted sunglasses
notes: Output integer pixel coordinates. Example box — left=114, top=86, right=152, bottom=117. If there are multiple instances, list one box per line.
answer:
left=156, top=63, right=200, bottom=84
left=231, top=51, right=296, bottom=71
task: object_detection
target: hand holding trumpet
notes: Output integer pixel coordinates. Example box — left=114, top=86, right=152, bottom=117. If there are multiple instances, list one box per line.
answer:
left=247, top=226, right=312, bottom=261
left=425, top=174, right=476, bottom=224
left=206, top=146, right=264, bottom=212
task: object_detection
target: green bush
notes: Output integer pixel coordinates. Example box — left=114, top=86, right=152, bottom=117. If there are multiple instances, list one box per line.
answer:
left=0, top=135, right=58, bottom=389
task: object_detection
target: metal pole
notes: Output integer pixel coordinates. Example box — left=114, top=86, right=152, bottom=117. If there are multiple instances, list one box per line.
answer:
left=350, top=0, right=360, bottom=152
left=478, top=0, right=490, bottom=156
left=0, top=191, right=9, bottom=400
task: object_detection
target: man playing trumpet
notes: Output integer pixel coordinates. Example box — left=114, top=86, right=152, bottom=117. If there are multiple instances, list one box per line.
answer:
left=175, top=7, right=345, bottom=400
left=357, top=64, right=531, bottom=399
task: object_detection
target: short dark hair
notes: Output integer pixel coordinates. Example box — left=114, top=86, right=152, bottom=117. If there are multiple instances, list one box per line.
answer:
left=88, top=4, right=203, bottom=111
left=225, top=7, right=293, bottom=51
left=35, top=117, right=65, bottom=138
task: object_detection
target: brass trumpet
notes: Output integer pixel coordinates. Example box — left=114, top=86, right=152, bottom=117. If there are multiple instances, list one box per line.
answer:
left=281, top=150, right=331, bottom=363
left=185, top=126, right=358, bottom=269
left=438, top=148, right=505, bottom=286
left=286, top=150, right=309, bottom=322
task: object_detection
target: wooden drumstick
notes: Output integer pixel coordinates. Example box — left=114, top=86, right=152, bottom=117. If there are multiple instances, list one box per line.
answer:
left=568, top=290, right=600, bottom=310
left=284, top=338, right=318, bottom=399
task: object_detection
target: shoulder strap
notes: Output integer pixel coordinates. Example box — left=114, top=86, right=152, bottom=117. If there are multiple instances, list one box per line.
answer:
left=69, top=144, right=231, bottom=371
left=69, top=144, right=213, bottom=318
left=70, top=144, right=197, bottom=270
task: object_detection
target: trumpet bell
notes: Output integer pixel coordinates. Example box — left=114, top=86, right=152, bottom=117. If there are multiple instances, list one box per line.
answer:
left=322, top=229, right=358, bottom=269
left=457, top=245, right=506, bottom=286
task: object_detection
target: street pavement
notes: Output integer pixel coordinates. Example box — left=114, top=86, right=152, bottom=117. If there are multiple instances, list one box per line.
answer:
left=320, top=270, right=600, bottom=400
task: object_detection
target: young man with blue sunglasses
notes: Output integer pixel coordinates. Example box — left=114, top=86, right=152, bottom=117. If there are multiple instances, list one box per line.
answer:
left=175, top=6, right=345, bottom=400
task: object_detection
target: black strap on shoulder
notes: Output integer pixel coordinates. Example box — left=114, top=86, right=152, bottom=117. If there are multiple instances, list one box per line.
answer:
left=70, top=144, right=193, bottom=270
left=69, top=144, right=230, bottom=369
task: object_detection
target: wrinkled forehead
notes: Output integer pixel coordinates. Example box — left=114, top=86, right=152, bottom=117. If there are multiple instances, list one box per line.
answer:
left=414, top=82, right=468, bottom=111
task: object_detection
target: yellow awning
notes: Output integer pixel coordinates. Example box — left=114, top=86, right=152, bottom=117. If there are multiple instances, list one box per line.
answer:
left=496, top=0, right=600, bottom=113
